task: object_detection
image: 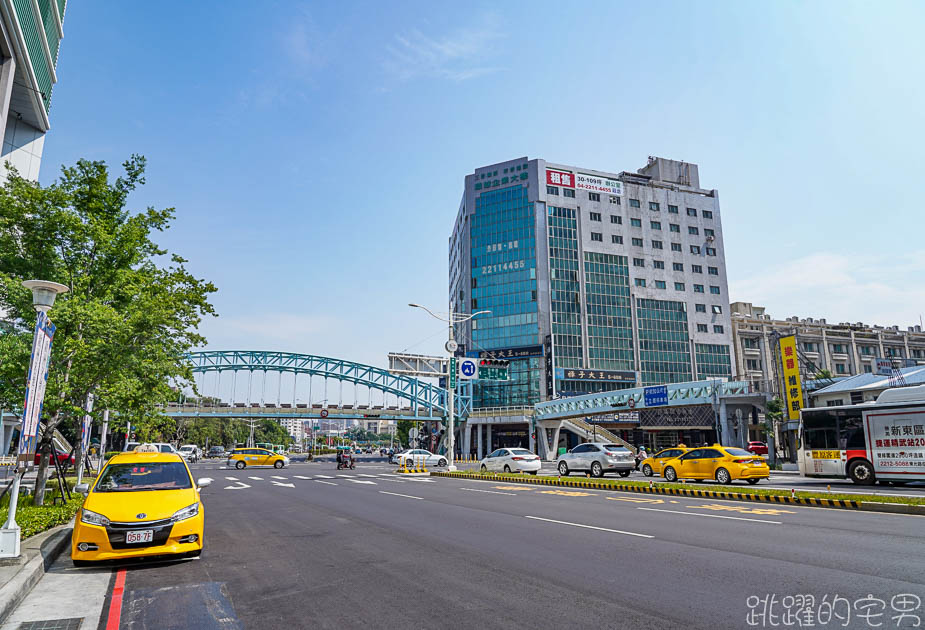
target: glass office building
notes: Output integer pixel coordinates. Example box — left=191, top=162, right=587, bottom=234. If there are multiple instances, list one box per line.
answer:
left=449, top=156, right=732, bottom=408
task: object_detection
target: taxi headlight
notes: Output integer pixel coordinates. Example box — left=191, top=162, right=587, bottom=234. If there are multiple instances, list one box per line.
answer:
left=171, top=502, right=200, bottom=523
left=80, top=508, right=110, bottom=527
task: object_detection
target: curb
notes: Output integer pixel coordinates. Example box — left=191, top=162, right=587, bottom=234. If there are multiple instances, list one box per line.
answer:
left=0, top=523, right=72, bottom=624
left=431, top=471, right=868, bottom=509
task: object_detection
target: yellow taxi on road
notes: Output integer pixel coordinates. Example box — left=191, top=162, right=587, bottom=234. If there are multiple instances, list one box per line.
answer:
left=71, top=449, right=212, bottom=567
left=225, top=447, right=290, bottom=470
left=662, top=445, right=770, bottom=485
left=640, top=446, right=691, bottom=477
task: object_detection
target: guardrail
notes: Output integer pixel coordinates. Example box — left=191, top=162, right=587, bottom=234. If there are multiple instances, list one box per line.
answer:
left=468, top=406, right=534, bottom=418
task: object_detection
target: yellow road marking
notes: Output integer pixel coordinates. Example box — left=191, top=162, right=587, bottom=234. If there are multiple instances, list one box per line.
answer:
left=606, top=497, right=664, bottom=504
left=691, top=503, right=794, bottom=516
left=540, top=490, right=592, bottom=497
left=493, top=485, right=534, bottom=491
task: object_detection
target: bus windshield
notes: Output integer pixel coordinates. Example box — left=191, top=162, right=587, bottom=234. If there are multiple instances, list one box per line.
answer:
left=801, top=407, right=866, bottom=450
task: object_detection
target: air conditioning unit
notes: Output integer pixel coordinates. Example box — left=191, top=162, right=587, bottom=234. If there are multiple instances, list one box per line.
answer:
left=706, top=235, right=715, bottom=242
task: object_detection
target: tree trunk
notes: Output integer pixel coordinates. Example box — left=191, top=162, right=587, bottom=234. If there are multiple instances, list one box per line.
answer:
left=32, top=414, right=60, bottom=506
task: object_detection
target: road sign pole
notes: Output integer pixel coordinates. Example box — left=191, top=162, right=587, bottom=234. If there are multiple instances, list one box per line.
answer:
left=447, top=325, right=456, bottom=471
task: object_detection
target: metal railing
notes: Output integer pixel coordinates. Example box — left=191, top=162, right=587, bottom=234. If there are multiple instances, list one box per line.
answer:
left=468, top=405, right=534, bottom=418
left=563, top=417, right=636, bottom=454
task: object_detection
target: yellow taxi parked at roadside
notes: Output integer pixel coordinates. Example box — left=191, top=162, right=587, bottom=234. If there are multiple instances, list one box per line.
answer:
left=225, top=447, right=290, bottom=470
left=662, top=445, right=770, bottom=485
left=71, top=449, right=212, bottom=567
left=640, top=446, right=691, bottom=477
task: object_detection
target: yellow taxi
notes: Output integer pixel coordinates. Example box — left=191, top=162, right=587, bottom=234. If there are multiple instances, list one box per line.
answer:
left=225, top=447, right=290, bottom=470
left=640, top=446, right=691, bottom=477
left=71, top=449, right=212, bottom=566
left=661, top=445, right=770, bottom=485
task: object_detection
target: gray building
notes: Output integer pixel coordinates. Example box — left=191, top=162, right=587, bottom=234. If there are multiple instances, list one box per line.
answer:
left=449, top=156, right=733, bottom=412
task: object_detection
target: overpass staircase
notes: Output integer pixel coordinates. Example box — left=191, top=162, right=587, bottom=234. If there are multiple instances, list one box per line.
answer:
left=562, top=417, right=636, bottom=455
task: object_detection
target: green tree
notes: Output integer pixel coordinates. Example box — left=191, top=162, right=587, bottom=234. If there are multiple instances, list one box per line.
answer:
left=396, top=420, right=414, bottom=448
left=814, top=368, right=834, bottom=380
left=0, top=156, right=216, bottom=504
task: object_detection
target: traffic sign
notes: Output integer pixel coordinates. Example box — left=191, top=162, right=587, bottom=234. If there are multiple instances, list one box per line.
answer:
left=449, top=357, right=457, bottom=389
left=459, top=358, right=478, bottom=379
left=408, top=427, right=419, bottom=441
left=320, top=409, right=329, bottom=418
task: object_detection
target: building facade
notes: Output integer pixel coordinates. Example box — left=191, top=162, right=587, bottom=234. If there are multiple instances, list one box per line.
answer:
left=449, top=156, right=733, bottom=409
left=730, top=301, right=925, bottom=392
left=0, top=0, right=66, bottom=181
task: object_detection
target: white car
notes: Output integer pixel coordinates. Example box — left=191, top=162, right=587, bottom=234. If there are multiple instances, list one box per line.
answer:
left=394, top=449, right=447, bottom=468
left=178, top=444, right=201, bottom=462
left=480, top=448, right=542, bottom=474
left=124, top=442, right=177, bottom=455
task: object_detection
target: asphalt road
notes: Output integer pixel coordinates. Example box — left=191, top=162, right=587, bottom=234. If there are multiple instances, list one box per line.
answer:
left=87, top=459, right=925, bottom=630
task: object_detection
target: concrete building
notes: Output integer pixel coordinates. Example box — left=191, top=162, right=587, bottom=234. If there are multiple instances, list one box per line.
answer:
left=277, top=418, right=303, bottom=444
left=809, top=366, right=925, bottom=408
left=730, top=301, right=925, bottom=391
left=0, top=0, right=66, bottom=181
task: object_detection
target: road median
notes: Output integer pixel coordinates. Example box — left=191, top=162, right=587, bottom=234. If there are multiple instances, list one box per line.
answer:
left=431, top=471, right=925, bottom=515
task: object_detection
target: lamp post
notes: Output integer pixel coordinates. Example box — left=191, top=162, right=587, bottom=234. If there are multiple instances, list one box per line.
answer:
left=1, top=280, right=68, bottom=559
left=408, top=303, right=490, bottom=471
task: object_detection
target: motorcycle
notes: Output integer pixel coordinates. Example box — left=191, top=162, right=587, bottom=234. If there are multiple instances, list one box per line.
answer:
left=337, top=453, right=356, bottom=470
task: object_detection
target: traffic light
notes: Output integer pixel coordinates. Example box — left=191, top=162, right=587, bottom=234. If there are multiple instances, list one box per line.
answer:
left=478, top=358, right=510, bottom=381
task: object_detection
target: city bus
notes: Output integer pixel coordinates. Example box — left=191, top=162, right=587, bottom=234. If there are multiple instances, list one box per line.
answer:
left=798, top=384, right=925, bottom=485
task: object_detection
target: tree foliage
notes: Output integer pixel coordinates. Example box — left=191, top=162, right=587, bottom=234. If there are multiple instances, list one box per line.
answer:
left=0, top=156, right=217, bottom=503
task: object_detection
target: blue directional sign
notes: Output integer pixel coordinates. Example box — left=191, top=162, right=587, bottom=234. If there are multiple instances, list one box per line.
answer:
left=643, top=385, right=669, bottom=407
left=459, top=358, right=478, bottom=379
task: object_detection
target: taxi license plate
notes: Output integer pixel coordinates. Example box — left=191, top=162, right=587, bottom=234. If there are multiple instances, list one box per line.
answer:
left=753, top=462, right=764, bottom=466
left=125, top=530, right=154, bottom=544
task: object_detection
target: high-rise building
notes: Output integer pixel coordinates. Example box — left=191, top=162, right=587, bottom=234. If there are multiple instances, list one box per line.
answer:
left=449, top=156, right=733, bottom=408
left=0, top=0, right=67, bottom=181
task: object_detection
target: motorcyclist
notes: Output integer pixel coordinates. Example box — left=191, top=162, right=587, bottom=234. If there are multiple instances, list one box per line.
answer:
left=635, top=446, right=648, bottom=470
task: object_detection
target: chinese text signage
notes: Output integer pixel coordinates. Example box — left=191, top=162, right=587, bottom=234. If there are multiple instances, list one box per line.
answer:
left=643, top=385, right=669, bottom=407
left=779, top=335, right=804, bottom=421
left=546, top=169, right=574, bottom=188
left=17, top=311, right=55, bottom=469
left=555, top=367, right=636, bottom=383
left=575, top=173, right=623, bottom=196
left=868, top=411, right=925, bottom=474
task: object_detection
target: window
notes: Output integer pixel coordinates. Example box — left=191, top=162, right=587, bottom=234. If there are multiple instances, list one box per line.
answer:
left=632, top=237, right=644, bottom=247
left=709, top=285, right=721, bottom=294
left=633, top=258, right=645, bottom=267
left=652, top=240, right=663, bottom=249
left=653, top=260, right=665, bottom=269
left=631, top=218, right=642, bottom=227
left=704, top=228, right=715, bottom=238
left=609, top=196, right=620, bottom=205
left=690, top=245, right=701, bottom=254
left=803, top=342, right=817, bottom=352
left=706, top=247, right=716, bottom=256
left=675, top=282, right=685, bottom=291
left=831, top=343, right=847, bottom=354
left=610, top=215, right=622, bottom=224
left=591, top=232, right=603, bottom=242
left=629, top=199, right=641, bottom=208
left=655, top=280, right=666, bottom=289
left=703, top=210, right=713, bottom=219
left=670, top=223, right=680, bottom=233
left=713, top=325, right=724, bottom=333
left=694, top=284, right=705, bottom=293
left=864, top=364, right=872, bottom=373
left=686, top=207, right=697, bottom=217
left=650, top=220, right=661, bottom=230
left=649, top=202, right=660, bottom=211
left=547, top=186, right=559, bottom=195
left=836, top=363, right=847, bottom=375
left=590, top=212, right=602, bottom=221
left=688, top=226, right=699, bottom=235
left=746, top=359, right=761, bottom=371
left=588, top=192, right=600, bottom=202
left=695, top=303, right=706, bottom=313
left=692, top=264, right=703, bottom=273
left=611, top=234, right=623, bottom=244
left=708, top=266, right=718, bottom=275
left=711, top=305, right=722, bottom=314
left=634, top=278, right=646, bottom=287
left=697, top=323, right=708, bottom=333
left=673, top=262, right=684, bottom=271
left=563, top=188, right=576, bottom=198
left=671, top=242, right=682, bottom=252
left=668, top=204, right=679, bottom=214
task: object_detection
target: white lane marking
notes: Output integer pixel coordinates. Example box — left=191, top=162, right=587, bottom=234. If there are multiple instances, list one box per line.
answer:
left=357, top=474, right=378, bottom=478
left=271, top=481, right=295, bottom=488
left=315, top=475, right=335, bottom=479
left=271, top=475, right=288, bottom=480
left=406, top=478, right=436, bottom=482
left=524, top=515, right=653, bottom=539
left=379, top=491, right=423, bottom=500
left=459, top=487, right=516, bottom=496
left=293, top=475, right=312, bottom=480
left=224, top=476, right=238, bottom=481
left=337, top=474, right=355, bottom=478
left=224, top=482, right=251, bottom=490
left=347, top=479, right=377, bottom=485
left=248, top=476, right=263, bottom=481
left=378, top=477, right=406, bottom=483
left=637, top=507, right=781, bottom=524
left=315, top=480, right=337, bottom=486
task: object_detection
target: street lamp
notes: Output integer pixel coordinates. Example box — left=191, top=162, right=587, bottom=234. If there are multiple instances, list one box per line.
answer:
left=0, top=280, right=68, bottom=559
left=408, top=303, right=490, bottom=471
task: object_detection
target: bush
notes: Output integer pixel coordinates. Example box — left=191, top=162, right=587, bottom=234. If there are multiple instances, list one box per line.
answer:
left=0, top=493, right=83, bottom=539
left=103, top=451, right=122, bottom=462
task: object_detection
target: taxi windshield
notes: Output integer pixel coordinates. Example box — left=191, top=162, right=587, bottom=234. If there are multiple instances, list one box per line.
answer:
left=95, top=462, right=193, bottom=492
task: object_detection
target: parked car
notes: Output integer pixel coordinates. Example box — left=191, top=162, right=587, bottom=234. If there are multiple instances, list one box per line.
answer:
left=225, top=447, right=290, bottom=469
left=747, top=441, right=769, bottom=456
left=178, top=445, right=201, bottom=462
left=662, top=445, right=770, bottom=484
left=207, top=446, right=225, bottom=459
left=124, top=442, right=178, bottom=455
left=556, top=442, right=635, bottom=478
left=480, top=448, right=542, bottom=474
left=394, top=449, right=447, bottom=468
left=640, top=447, right=691, bottom=477
left=34, top=450, right=75, bottom=467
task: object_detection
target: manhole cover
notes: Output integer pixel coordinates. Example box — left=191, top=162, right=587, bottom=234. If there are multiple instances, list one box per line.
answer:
left=17, top=619, right=83, bottom=630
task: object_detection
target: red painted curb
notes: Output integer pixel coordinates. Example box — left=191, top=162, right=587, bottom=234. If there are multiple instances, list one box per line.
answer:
left=105, top=568, right=126, bottom=630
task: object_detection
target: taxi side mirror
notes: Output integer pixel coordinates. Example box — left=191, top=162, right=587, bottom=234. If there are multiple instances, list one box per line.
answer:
left=197, top=477, right=213, bottom=489
left=74, top=483, right=90, bottom=494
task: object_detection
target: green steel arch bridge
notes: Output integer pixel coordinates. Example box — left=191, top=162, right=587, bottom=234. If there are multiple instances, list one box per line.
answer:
left=165, top=350, right=470, bottom=422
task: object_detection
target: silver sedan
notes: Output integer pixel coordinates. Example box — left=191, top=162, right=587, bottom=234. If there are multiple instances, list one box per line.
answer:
left=479, top=448, right=542, bottom=474
left=556, top=442, right=635, bottom=478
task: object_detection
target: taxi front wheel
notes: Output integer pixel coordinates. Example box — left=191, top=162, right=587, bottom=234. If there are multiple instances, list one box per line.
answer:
left=235, top=461, right=246, bottom=470
left=642, top=464, right=653, bottom=477
left=664, top=467, right=677, bottom=482
left=274, top=460, right=284, bottom=469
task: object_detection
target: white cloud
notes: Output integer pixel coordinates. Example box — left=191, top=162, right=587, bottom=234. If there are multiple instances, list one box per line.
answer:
left=730, top=250, right=925, bottom=328
left=383, top=13, right=504, bottom=82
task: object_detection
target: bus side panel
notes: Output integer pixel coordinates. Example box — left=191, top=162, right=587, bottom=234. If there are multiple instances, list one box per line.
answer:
left=863, top=407, right=925, bottom=481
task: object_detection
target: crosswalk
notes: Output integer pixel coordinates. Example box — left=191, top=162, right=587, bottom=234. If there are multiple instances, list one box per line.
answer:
left=219, top=471, right=437, bottom=491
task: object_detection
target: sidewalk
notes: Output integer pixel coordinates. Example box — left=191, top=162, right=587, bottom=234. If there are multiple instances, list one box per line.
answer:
left=0, top=523, right=72, bottom=626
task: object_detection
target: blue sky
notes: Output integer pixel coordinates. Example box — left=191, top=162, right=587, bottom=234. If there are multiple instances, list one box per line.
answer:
left=41, top=0, right=925, bottom=369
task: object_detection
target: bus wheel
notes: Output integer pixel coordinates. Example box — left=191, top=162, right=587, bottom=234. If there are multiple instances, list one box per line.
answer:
left=848, top=459, right=875, bottom=486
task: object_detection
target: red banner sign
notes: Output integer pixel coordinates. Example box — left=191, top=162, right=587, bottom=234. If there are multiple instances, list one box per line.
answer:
left=546, top=169, right=575, bottom=188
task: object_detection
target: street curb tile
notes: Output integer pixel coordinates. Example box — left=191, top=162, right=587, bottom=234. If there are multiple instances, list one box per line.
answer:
left=0, top=524, right=73, bottom=625
left=426, top=472, right=911, bottom=513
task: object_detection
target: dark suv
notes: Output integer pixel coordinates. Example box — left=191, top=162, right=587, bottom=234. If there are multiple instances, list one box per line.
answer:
left=207, top=446, right=226, bottom=459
